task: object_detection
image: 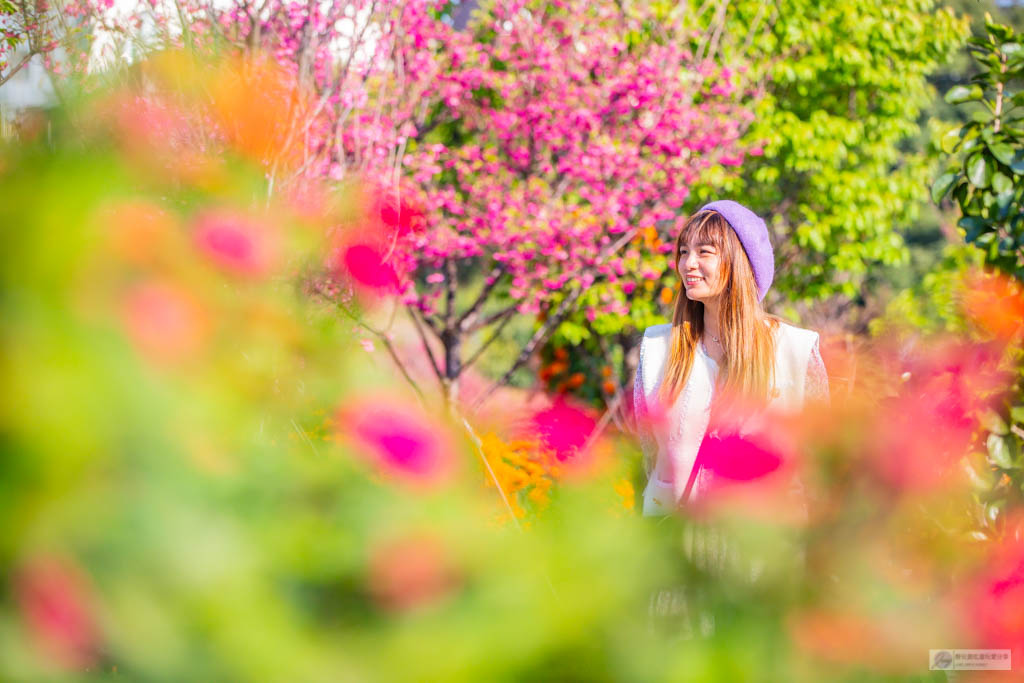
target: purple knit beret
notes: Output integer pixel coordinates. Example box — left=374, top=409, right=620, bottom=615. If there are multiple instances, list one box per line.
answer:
left=699, top=200, right=774, bottom=301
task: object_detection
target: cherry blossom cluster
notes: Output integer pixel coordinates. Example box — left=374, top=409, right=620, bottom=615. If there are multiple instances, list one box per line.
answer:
left=59, top=0, right=758, bottom=320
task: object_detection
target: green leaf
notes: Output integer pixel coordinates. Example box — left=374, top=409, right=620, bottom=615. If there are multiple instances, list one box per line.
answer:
left=990, top=143, right=1015, bottom=166
left=945, top=84, right=984, bottom=104
left=988, top=433, right=1013, bottom=468
left=1011, top=405, right=1024, bottom=424
left=1001, top=43, right=1024, bottom=58
left=968, top=154, right=990, bottom=187
left=982, top=409, right=1009, bottom=435
left=1010, top=152, right=1024, bottom=175
left=941, top=127, right=964, bottom=154
left=931, top=172, right=958, bottom=203
left=986, top=15, right=1013, bottom=42
left=964, top=453, right=997, bottom=490
left=993, top=171, right=1013, bottom=195
left=959, top=216, right=990, bottom=242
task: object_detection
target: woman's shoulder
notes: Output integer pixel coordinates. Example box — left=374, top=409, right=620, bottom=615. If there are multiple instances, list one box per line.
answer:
left=637, top=324, right=672, bottom=374
left=773, top=319, right=820, bottom=344
left=771, top=320, right=820, bottom=364
left=641, top=323, right=673, bottom=340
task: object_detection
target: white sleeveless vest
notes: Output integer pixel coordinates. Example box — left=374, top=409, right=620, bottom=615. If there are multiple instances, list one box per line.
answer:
left=635, top=322, right=820, bottom=515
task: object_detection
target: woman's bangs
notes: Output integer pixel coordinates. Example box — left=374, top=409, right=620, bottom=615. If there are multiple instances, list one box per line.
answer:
left=679, top=210, right=729, bottom=251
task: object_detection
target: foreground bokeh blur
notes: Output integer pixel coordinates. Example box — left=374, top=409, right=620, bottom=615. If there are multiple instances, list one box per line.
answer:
left=2, top=42, right=1024, bottom=683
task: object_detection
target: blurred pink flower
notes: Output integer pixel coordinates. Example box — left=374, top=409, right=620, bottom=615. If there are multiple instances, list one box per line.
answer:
left=700, top=432, right=782, bottom=482
left=14, top=556, right=97, bottom=670
left=962, top=529, right=1024, bottom=658
left=870, top=341, right=1005, bottom=493
left=193, top=210, right=276, bottom=277
left=375, top=189, right=425, bottom=237
left=368, top=534, right=459, bottom=612
left=530, top=397, right=596, bottom=463
left=121, top=281, right=208, bottom=363
left=336, top=397, right=455, bottom=486
left=337, top=243, right=399, bottom=292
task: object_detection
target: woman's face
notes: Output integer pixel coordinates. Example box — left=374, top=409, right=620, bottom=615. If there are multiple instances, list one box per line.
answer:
left=678, top=235, right=723, bottom=304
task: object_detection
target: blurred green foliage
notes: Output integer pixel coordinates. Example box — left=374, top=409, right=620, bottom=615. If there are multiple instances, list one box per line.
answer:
left=2, top=25, right=1023, bottom=683
left=932, top=14, right=1024, bottom=539
left=720, top=0, right=968, bottom=306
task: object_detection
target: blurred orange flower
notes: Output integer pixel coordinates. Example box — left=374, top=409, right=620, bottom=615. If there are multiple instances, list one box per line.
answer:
left=101, top=200, right=178, bottom=267
left=613, top=478, right=635, bottom=511
left=480, top=431, right=557, bottom=519
left=963, top=270, right=1024, bottom=342
left=209, top=54, right=308, bottom=167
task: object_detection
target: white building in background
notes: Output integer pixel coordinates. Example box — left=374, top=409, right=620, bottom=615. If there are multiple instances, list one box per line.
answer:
left=0, top=49, right=57, bottom=137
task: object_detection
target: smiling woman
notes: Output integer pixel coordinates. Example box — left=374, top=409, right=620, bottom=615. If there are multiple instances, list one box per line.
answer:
left=633, top=201, right=829, bottom=516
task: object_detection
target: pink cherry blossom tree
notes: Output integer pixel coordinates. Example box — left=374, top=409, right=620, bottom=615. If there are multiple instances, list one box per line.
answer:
left=50, top=0, right=760, bottom=408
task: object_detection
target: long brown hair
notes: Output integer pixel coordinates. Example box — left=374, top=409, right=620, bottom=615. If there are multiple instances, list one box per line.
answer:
left=657, top=210, right=778, bottom=407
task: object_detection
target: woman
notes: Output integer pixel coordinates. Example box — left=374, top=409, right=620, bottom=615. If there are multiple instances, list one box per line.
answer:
left=634, top=200, right=828, bottom=516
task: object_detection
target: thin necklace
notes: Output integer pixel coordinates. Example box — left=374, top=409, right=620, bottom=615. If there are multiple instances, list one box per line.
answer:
left=706, top=331, right=720, bottom=344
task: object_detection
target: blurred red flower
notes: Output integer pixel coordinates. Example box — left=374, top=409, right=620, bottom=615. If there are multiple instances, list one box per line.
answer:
left=336, top=397, right=455, bottom=486
left=193, top=210, right=277, bottom=277
left=14, top=556, right=97, bottom=670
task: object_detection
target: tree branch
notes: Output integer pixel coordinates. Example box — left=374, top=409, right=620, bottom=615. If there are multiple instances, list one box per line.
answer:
left=471, top=287, right=583, bottom=412
left=458, top=265, right=506, bottom=331
left=310, top=282, right=426, bottom=404
left=407, top=305, right=444, bottom=385
left=0, top=50, right=35, bottom=89
left=462, top=306, right=517, bottom=371
left=469, top=303, right=519, bottom=333
left=470, top=226, right=639, bottom=411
